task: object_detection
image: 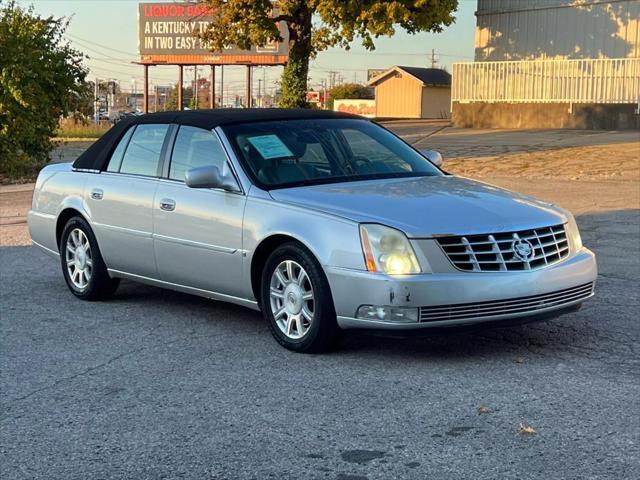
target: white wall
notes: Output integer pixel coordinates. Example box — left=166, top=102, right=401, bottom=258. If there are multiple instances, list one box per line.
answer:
left=475, top=0, right=640, bottom=61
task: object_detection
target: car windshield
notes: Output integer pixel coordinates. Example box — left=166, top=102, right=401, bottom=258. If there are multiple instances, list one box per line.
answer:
left=223, top=118, right=442, bottom=189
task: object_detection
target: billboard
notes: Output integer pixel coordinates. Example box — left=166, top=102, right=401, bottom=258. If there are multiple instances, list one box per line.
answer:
left=333, top=99, right=376, bottom=118
left=138, top=2, right=289, bottom=65
left=306, top=91, right=321, bottom=103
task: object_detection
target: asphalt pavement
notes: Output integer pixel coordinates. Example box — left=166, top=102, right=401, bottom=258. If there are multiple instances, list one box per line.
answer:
left=1, top=206, right=638, bottom=479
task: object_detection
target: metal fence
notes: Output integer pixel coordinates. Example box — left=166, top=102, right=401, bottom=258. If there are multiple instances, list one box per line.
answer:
left=452, top=58, right=640, bottom=104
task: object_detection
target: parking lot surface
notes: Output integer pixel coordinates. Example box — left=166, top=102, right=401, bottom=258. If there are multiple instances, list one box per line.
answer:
left=1, top=126, right=639, bottom=479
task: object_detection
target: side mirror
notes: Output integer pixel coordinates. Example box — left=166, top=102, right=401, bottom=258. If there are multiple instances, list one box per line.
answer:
left=420, top=149, right=444, bottom=168
left=185, top=165, right=239, bottom=192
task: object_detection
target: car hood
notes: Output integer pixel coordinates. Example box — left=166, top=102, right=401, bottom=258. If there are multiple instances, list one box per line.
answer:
left=268, top=176, right=567, bottom=237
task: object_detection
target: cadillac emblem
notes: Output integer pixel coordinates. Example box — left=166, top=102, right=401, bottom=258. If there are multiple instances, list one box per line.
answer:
left=512, top=238, right=535, bottom=262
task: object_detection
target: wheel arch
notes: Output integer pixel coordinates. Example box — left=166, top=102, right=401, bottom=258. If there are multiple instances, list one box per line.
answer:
left=250, top=234, right=319, bottom=304
left=55, top=208, right=90, bottom=250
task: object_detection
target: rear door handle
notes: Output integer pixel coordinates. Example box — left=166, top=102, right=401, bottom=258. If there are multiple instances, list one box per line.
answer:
left=159, top=198, right=176, bottom=212
left=90, top=188, right=103, bottom=200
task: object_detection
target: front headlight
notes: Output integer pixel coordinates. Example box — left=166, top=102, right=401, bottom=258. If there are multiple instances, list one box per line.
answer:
left=359, top=224, right=421, bottom=274
left=565, top=212, right=583, bottom=253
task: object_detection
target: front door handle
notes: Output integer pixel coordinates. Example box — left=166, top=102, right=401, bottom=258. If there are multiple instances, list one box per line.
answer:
left=90, top=188, right=103, bottom=200
left=159, top=198, right=176, bottom=211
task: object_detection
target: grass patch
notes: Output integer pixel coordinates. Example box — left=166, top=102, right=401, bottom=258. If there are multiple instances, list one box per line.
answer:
left=56, top=121, right=111, bottom=139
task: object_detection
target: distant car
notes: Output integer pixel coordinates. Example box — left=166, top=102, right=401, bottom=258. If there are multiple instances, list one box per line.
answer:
left=28, top=109, right=596, bottom=352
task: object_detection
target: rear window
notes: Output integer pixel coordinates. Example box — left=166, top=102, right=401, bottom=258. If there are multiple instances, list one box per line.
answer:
left=106, top=126, right=135, bottom=172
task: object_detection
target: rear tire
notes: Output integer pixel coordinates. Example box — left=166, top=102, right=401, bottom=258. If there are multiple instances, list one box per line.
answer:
left=60, top=216, right=119, bottom=301
left=260, top=242, right=341, bottom=353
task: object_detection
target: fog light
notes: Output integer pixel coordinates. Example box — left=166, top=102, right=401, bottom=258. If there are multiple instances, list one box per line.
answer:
left=356, top=305, right=419, bottom=323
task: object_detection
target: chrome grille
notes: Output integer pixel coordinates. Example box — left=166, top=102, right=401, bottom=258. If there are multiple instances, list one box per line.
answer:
left=419, top=283, right=594, bottom=323
left=437, top=224, right=569, bottom=272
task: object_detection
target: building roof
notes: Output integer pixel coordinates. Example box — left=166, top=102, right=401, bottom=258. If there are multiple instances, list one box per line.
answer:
left=73, top=109, right=361, bottom=171
left=367, top=66, right=452, bottom=87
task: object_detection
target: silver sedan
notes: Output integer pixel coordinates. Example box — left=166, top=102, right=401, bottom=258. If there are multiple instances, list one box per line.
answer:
left=28, top=109, right=597, bottom=352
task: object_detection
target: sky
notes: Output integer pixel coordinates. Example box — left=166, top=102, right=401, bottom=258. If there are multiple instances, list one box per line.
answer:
left=19, top=0, right=478, bottom=97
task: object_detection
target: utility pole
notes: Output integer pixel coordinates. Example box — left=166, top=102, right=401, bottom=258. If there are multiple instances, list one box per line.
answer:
left=131, top=78, right=136, bottom=111
left=94, top=77, right=100, bottom=123
left=321, top=79, right=327, bottom=110
left=154, top=82, right=158, bottom=113
left=262, top=67, right=266, bottom=107
left=257, top=78, right=262, bottom=107
left=431, top=49, right=438, bottom=68
left=327, top=70, right=339, bottom=90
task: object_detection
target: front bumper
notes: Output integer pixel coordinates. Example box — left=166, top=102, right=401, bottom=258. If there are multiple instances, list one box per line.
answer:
left=326, top=247, right=597, bottom=330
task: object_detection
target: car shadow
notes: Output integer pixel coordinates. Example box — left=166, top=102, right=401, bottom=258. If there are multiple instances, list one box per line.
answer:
left=85, top=206, right=640, bottom=363
left=106, top=277, right=600, bottom=364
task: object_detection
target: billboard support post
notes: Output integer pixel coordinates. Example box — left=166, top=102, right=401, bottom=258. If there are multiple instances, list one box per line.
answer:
left=245, top=65, right=252, bottom=108
left=178, top=65, right=183, bottom=111
left=220, top=66, right=224, bottom=108
left=210, top=65, right=216, bottom=109
left=194, top=66, right=198, bottom=108
left=143, top=64, right=149, bottom=113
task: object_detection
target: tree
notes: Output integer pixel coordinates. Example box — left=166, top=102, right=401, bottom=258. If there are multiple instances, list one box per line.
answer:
left=0, top=1, right=87, bottom=179
left=165, top=85, right=193, bottom=111
left=66, top=79, right=95, bottom=122
left=199, top=0, right=458, bottom=108
left=326, top=83, right=373, bottom=110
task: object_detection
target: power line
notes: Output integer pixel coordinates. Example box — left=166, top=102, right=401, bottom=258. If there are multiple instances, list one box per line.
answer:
left=66, top=33, right=138, bottom=56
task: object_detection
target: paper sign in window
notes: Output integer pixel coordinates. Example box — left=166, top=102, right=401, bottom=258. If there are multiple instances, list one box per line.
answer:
left=247, top=135, right=294, bottom=160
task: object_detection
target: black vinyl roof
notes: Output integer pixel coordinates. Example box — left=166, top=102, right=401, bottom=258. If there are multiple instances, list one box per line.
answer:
left=73, top=108, right=362, bottom=171
left=136, top=108, right=360, bottom=129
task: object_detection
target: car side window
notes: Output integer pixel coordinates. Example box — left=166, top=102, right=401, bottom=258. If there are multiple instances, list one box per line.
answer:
left=105, top=126, right=135, bottom=172
left=119, top=124, right=169, bottom=177
left=169, top=126, right=227, bottom=181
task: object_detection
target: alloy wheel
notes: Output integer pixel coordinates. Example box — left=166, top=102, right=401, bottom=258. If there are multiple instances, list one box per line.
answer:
left=65, top=228, right=93, bottom=290
left=269, top=260, right=315, bottom=339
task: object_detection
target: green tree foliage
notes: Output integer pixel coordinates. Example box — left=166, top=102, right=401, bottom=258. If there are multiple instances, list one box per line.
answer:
left=165, top=85, right=193, bottom=111
left=199, top=0, right=458, bottom=108
left=326, top=83, right=373, bottom=110
left=0, top=1, right=87, bottom=179
left=66, top=80, right=94, bottom=122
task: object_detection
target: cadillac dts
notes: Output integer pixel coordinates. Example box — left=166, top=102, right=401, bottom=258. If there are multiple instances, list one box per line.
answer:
left=28, top=109, right=597, bottom=352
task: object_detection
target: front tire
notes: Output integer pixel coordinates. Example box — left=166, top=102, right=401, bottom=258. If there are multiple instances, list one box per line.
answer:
left=60, top=216, right=119, bottom=300
left=260, top=243, right=340, bottom=353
